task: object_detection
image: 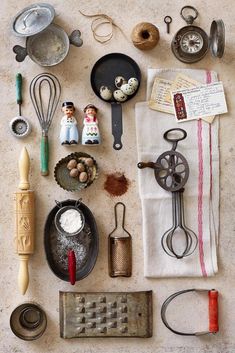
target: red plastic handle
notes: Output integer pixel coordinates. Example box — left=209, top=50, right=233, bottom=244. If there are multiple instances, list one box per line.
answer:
left=68, top=250, right=76, bottom=285
left=208, top=290, right=219, bottom=333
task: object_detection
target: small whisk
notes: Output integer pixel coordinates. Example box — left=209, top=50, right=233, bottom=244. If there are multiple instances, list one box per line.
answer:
left=30, top=73, right=61, bottom=176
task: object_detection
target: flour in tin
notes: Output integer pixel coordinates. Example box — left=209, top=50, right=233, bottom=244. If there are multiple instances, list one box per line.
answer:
left=59, top=209, right=83, bottom=233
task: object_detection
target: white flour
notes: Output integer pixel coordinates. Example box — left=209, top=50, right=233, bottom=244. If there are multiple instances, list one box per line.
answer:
left=59, top=209, right=83, bottom=233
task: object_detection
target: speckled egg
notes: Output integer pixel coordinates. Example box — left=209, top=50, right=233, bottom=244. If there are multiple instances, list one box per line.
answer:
left=115, top=76, right=127, bottom=89
left=113, top=90, right=128, bottom=102
left=99, top=86, right=112, bottom=101
left=120, top=83, right=136, bottom=96
left=128, top=77, right=139, bottom=89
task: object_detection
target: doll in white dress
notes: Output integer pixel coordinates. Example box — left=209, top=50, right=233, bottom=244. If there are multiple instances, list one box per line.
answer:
left=82, top=104, right=100, bottom=145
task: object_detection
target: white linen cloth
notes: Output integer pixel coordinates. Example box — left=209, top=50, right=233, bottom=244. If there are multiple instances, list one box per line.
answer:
left=136, top=68, right=219, bottom=277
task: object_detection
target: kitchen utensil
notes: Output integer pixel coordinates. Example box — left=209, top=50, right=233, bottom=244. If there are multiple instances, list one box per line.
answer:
left=12, top=3, right=83, bottom=66
left=14, top=147, right=35, bottom=295
left=164, top=16, right=172, bottom=34
left=54, top=200, right=85, bottom=237
left=10, top=302, right=47, bottom=340
left=171, top=6, right=225, bottom=63
left=10, top=74, right=31, bottom=138
left=108, top=202, right=132, bottom=277
left=138, top=128, right=198, bottom=259
left=30, top=72, right=61, bottom=176
left=59, top=291, right=152, bottom=338
left=90, top=53, right=141, bottom=150
left=44, top=199, right=99, bottom=282
left=54, top=152, right=98, bottom=191
left=161, top=289, right=219, bottom=336
left=68, top=250, right=76, bottom=285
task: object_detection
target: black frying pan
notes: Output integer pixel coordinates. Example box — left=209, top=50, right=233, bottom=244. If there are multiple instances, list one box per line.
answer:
left=91, top=53, right=141, bottom=150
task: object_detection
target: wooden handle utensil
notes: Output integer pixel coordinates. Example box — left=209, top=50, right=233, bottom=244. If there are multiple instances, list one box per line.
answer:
left=14, top=147, right=35, bottom=295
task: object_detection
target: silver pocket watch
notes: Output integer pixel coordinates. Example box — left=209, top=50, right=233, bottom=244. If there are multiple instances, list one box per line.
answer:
left=171, top=6, right=225, bottom=63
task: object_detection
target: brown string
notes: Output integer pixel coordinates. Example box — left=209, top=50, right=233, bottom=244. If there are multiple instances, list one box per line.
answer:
left=79, top=10, right=127, bottom=43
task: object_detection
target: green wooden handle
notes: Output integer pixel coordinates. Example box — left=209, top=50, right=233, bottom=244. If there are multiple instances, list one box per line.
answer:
left=16, top=73, right=22, bottom=105
left=40, top=134, right=49, bottom=176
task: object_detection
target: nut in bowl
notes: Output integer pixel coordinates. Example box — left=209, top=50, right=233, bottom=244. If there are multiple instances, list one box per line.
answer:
left=54, top=152, right=98, bottom=191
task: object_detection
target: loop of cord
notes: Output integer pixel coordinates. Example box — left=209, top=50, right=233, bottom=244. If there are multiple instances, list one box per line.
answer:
left=79, top=10, right=127, bottom=43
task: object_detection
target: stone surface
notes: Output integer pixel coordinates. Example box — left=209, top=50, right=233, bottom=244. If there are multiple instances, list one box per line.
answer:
left=1, top=0, right=235, bottom=352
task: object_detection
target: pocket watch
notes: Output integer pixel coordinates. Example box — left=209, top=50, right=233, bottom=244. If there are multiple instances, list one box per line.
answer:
left=171, top=6, right=225, bottom=63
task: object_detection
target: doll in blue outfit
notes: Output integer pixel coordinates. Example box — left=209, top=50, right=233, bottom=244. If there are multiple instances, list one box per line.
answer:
left=60, top=102, right=79, bottom=145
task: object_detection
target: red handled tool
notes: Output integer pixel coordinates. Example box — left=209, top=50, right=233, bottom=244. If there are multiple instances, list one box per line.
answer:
left=68, top=250, right=76, bottom=285
left=161, top=289, right=219, bottom=336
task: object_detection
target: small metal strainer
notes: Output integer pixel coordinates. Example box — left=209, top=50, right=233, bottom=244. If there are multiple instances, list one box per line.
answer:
left=54, top=200, right=85, bottom=237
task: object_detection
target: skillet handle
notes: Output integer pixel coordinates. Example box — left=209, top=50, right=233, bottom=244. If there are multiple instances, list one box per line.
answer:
left=111, top=102, right=123, bottom=150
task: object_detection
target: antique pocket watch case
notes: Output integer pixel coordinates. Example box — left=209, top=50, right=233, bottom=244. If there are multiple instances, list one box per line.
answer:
left=171, top=6, right=225, bottom=63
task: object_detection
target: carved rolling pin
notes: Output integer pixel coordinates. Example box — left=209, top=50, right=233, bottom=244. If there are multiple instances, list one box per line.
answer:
left=14, top=147, right=35, bottom=295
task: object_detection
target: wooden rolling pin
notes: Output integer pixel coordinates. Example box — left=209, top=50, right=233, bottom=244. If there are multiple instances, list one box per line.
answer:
left=14, top=147, right=35, bottom=295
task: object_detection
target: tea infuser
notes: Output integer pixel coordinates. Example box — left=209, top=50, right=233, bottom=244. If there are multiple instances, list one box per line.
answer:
left=161, top=289, right=219, bottom=336
left=108, top=202, right=132, bottom=277
left=138, top=128, right=198, bottom=259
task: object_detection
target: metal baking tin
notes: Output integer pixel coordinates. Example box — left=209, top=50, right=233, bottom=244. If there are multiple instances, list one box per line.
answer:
left=10, top=303, right=47, bottom=340
left=44, top=199, right=99, bottom=282
left=54, top=152, right=98, bottom=192
left=12, top=3, right=83, bottom=66
left=59, top=291, right=152, bottom=338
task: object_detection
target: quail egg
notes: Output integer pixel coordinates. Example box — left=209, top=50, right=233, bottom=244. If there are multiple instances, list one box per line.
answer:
left=115, top=76, right=127, bottom=89
left=113, top=90, right=128, bottom=102
left=99, top=86, right=112, bottom=101
left=128, top=77, right=139, bottom=89
left=120, top=83, right=136, bottom=96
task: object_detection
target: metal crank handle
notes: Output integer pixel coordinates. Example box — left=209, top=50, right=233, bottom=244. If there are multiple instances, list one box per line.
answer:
left=137, top=161, right=161, bottom=169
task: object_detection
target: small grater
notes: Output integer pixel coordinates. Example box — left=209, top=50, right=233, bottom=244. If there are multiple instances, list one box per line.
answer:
left=108, top=202, right=132, bottom=277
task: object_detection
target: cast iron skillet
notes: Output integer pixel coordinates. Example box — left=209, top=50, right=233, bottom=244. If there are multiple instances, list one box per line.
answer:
left=90, top=53, right=141, bottom=150
left=44, top=199, right=99, bottom=282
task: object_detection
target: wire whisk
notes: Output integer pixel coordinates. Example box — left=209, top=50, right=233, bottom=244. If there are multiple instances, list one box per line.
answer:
left=30, top=73, right=61, bottom=176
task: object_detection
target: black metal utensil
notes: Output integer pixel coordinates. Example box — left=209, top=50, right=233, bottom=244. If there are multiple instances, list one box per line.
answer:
left=90, top=53, right=141, bottom=150
left=138, top=128, right=198, bottom=259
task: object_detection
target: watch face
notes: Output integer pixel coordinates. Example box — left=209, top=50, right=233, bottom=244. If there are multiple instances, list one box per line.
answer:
left=180, top=31, right=204, bottom=54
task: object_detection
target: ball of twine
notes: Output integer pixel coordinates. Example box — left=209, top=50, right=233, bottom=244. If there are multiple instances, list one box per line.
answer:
left=131, top=22, right=160, bottom=50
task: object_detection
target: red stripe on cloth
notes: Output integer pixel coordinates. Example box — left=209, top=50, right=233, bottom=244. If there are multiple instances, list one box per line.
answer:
left=197, top=70, right=212, bottom=276
left=209, top=124, right=212, bottom=197
left=197, top=119, right=207, bottom=276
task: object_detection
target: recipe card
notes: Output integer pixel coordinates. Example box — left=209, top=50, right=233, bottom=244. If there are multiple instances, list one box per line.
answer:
left=171, top=81, right=228, bottom=122
left=148, top=77, right=175, bottom=114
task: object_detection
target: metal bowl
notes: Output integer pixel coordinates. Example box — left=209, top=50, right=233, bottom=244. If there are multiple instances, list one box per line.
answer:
left=27, top=23, right=70, bottom=66
left=54, top=205, right=85, bottom=237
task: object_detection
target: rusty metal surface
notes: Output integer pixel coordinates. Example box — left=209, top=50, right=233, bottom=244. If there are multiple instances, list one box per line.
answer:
left=59, top=291, right=152, bottom=338
left=108, top=237, right=132, bottom=277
